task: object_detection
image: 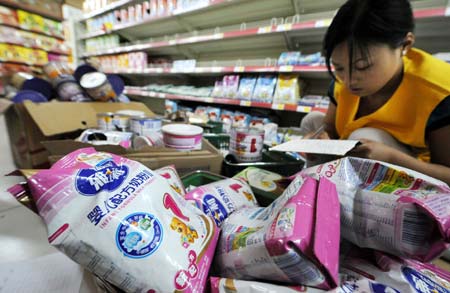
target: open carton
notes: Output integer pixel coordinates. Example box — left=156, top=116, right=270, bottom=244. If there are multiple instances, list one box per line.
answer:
left=44, top=138, right=223, bottom=176
left=4, top=101, right=154, bottom=168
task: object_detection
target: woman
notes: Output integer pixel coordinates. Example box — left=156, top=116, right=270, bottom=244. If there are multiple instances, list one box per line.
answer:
left=301, top=0, right=450, bottom=184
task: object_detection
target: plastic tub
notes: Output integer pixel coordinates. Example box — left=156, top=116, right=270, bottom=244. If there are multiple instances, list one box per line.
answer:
left=162, top=124, right=203, bottom=150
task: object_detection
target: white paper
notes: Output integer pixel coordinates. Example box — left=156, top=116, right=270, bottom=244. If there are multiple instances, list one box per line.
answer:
left=269, top=139, right=360, bottom=155
left=0, top=252, right=84, bottom=293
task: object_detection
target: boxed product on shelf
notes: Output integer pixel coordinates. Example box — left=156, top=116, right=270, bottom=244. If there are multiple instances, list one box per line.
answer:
left=277, top=51, right=301, bottom=66
left=222, top=75, right=240, bottom=98
left=252, top=75, right=277, bottom=103
left=236, top=76, right=257, bottom=100
left=0, top=5, right=18, bottom=26
left=273, top=74, right=301, bottom=104
left=4, top=101, right=153, bottom=169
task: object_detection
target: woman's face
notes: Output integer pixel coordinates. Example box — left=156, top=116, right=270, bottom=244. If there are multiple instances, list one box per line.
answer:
left=331, top=42, right=403, bottom=97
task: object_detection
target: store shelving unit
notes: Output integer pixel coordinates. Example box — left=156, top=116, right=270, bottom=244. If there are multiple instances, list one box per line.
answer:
left=78, top=0, right=450, bottom=117
left=125, top=86, right=328, bottom=113
left=0, top=1, right=68, bottom=76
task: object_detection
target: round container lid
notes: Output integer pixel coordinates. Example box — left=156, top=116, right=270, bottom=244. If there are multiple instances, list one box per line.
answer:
left=12, top=90, right=48, bottom=103
left=74, top=64, right=97, bottom=82
left=162, top=124, right=203, bottom=136
left=80, top=72, right=107, bottom=89
left=116, top=110, right=146, bottom=117
left=22, top=77, right=53, bottom=99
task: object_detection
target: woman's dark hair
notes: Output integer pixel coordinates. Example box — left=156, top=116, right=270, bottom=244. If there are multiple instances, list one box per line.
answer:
left=323, top=0, right=415, bottom=79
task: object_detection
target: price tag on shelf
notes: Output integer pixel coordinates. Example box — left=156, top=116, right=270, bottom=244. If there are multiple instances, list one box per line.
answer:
left=213, top=33, right=224, bottom=40
left=257, top=26, right=272, bottom=34
left=205, top=97, right=214, bottom=103
left=315, top=19, right=332, bottom=28
left=279, top=65, right=294, bottom=72
left=446, top=6, right=450, bottom=16
left=169, top=39, right=177, bottom=46
left=211, top=67, right=223, bottom=73
left=158, top=93, right=166, bottom=98
left=234, top=66, right=245, bottom=72
left=240, top=100, right=252, bottom=107
left=297, top=106, right=311, bottom=113
left=271, top=104, right=285, bottom=110
left=276, top=23, right=293, bottom=32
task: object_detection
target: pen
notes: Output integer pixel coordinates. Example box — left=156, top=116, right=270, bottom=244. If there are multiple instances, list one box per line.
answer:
left=309, top=124, right=325, bottom=139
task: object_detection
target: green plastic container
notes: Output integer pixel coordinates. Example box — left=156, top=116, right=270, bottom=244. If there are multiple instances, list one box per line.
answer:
left=203, top=133, right=230, bottom=150
left=181, top=170, right=281, bottom=206
left=181, top=170, right=226, bottom=190
left=222, top=149, right=305, bottom=177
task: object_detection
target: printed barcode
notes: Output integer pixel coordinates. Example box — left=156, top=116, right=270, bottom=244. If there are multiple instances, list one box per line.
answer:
left=273, top=250, right=324, bottom=285
left=401, top=210, right=432, bottom=247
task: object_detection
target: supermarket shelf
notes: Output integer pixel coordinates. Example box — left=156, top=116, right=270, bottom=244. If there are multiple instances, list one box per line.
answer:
left=0, top=23, right=65, bottom=41
left=80, top=0, right=136, bottom=21
left=124, top=86, right=328, bottom=113
left=0, top=42, right=70, bottom=56
left=81, top=6, right=450, bottom=58
left=106, top=65, right=329, bottom=77
left=79, top=0, right=241, bottom=40
left=0, top=61, right=44, bottom=68
left=0, top=0, right=63, bottom=21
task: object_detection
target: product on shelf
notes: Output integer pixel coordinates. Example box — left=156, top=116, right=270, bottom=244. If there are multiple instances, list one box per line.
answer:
left=252, top=75, right=277, bottom=103
left=273, top=74, right=301, bottom=104
left=236, top=76, right=257, bottom=100
left=211, top=80, right=223, bottom=98
left=222, top=75, right=240, bottom=99
left=162, top=123, right=204, bottom=150
left=165, top=99, right=178, bottom=114
left=277, top=51, right=301, bottom=66
left=0, top=6, right=18, bottom=26
left=206, top=107, right=221, bottom=122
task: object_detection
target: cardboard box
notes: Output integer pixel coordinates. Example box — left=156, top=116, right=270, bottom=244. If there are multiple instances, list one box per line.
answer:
left=45, top=139, right=223, bottom=176
left=5, top=101, right=154, bottom=168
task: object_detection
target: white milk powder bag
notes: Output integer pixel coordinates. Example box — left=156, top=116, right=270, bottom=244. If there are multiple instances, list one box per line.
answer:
left=185, top=178, right=258, bottom=226
left=27, top=147, right=219, bottom=293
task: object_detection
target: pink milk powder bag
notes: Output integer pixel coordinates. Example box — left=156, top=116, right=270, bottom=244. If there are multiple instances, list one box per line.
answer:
left=213, top=176, right=340, bottom=290
left=299, top=157, right=450, bottom=262
left=26, top=148, right=219, bottom=293
left=185, top=178, right=259, bottom=226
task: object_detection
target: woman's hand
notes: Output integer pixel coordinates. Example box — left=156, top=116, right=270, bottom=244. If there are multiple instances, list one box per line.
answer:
left=347, top=139, right=399, bottom=163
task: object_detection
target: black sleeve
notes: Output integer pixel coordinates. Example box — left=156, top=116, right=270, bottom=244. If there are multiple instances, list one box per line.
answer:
left=426, top=95, right=450, bottom=132
left=327, top=79, right=337, bottom=105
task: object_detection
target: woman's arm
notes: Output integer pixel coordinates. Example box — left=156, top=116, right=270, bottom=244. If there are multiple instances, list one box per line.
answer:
left=323, top=103, right=339, bottom=139
left=350, top=125, right=450, bottom=185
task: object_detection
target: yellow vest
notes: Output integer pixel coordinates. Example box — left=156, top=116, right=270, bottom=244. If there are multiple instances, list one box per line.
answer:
left=334, top=48, right=450, bottom=149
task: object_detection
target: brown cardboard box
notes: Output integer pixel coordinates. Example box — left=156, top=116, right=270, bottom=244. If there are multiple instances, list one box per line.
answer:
left=45, top=139, right=223, bottom=176
left=5, top=101, right=154, bottom=168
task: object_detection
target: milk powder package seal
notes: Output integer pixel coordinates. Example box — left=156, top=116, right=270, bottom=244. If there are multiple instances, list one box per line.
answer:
left=184, top=178, right=259, bottom=227
left=299, top=157, right=450, bottom=262
left=210, top=277, right=309, bottom=293
left=214, top=176, right=340, bottom=290
left=26, top=148, right=219, bottom=292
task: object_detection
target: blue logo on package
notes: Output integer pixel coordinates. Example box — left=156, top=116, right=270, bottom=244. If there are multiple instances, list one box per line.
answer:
left=116, top=213, right=163, bottom=258
left=402, top=266, right=448, bottom=293
left=369, top=282, right=400, bottom=293
left=76, top=160, right=129, bottom=196
left=202, top=194, right=228, bottom=226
